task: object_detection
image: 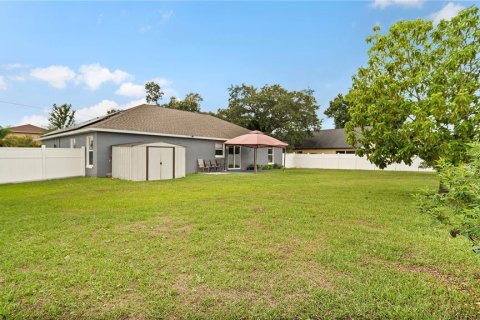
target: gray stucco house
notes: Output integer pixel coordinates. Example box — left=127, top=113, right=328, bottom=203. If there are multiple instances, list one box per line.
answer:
left=40, top=104, right=284, bottom=177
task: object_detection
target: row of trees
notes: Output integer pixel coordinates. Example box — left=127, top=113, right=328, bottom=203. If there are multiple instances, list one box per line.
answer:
left=22, top=81, right=320, bottom=149
left=144, top=81, right=321, bottom=147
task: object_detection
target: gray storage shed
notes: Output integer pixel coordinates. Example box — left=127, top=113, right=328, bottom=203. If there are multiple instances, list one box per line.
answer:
left=112, top=142, right=186, bottom=181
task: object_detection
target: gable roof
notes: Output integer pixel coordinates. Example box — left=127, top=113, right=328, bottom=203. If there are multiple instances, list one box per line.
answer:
left=41, top=104, right=250, bottom=141
left=10, top=124, right=46, bottom=134
left=297, top=129, right=353, bottom=149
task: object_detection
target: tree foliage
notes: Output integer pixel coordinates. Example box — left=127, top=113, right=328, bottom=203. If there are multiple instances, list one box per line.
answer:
left=324, top=94, right=350, bottom=129
left=420, top=143, right=480, bottom=255
left=216, top=84, right=321, bottom=147
left=145, top=81, right=164, bottom=105
left=345, top=7, right=480, bottom=169
left=1, top=135, right=39, bottom=147
left=164, top=93, right=203, bottom=113
left=107, top=108, right=121, bottom=115
left=0, top=126, right=11, bottom=146
left=48, top=103, right=75, bottom=130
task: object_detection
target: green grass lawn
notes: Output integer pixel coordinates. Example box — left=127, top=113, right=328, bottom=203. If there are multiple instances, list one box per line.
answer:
left=0, top=169, right=479, bottom=319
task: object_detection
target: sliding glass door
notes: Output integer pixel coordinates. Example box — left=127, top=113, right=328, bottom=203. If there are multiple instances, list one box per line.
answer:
left=227, top=145, right=241, bottom=169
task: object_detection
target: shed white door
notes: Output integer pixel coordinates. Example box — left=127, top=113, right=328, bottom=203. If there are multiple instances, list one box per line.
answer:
left=147, top=147, right=174, bottom=180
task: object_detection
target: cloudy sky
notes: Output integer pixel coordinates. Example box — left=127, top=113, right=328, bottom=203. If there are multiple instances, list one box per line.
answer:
left=0, top=1, right=475, bottom=129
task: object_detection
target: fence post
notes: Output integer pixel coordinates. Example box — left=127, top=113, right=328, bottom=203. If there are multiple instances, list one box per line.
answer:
left=41, top=145, right=46, bottom=180
left=80, top=146, right=86, bottom=176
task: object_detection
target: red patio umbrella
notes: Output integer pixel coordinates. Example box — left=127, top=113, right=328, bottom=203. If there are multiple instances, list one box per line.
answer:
left=224, top=130, right=288, bottom=173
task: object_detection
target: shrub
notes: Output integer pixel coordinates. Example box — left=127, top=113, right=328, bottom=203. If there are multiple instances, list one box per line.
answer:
left=419, top=143, right=480, bottom=254
left=1, top=135, right=40, bottom=147
left=260, top=164, right=283, bottom=170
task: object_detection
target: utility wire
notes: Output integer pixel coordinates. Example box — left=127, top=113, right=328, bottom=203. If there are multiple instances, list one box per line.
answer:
left=0, top=99, right=46, bottom=110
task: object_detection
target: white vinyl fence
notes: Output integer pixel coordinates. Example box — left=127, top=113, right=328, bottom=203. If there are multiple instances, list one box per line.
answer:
left=285, top=153, right=434, bottom=172
left=0, top=146, right=86, bottom=184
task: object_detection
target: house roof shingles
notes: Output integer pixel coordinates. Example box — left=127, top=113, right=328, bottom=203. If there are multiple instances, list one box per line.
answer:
left=11, top=124, right=46, bottom=134
left=42, top=104, right=250, bottom=140
left=297, top=129, right=353, bottom=149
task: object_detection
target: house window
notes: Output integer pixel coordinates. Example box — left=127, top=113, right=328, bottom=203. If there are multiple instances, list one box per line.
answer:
left=215, top=143, right=224, bottom=158
left=70, top=138, right=76, bottom=148
left=267, top=147, right=274, bottom=164
left=86, top=136, right=94, bottom=168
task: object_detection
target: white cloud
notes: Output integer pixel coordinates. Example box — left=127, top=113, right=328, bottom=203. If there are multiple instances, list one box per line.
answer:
left=10, top=75, right=26, bottom=81
left=430, top=2, right=464, bottom=25
left=19, top=98, right=148, bottom=129
left=75, top=98, right=146, bottom=123
left=30, top=65, right=76, bottom=89
left=0, top=76, right=6, bottom=90
left=372, top=0, right=423, bottom=9
left=75, top=99, right=120, bottom=122
left=76, top=64, right=131, bottom=90
left=161, top=10, right=174, bottom=23
left=116, top=78, right=178, bottom=100
left=115, top=82, right=145, bottom=97
left=3, top=63, right=28, bottom=70
left=19, top=114, right=49, bottom=127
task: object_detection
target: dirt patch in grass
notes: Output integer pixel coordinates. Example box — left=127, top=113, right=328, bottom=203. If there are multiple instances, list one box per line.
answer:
left=243, top=218, right=268, bottom=231
left=250, top=204, right=266, bottom=214
left=354, top=219, right=381, bottom=229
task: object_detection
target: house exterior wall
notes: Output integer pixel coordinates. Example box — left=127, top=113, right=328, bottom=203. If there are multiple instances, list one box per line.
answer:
left=42, top=131, right=284, bottom=177
left=238, top=147, right=283, bottom=169
left=294, top=148, right=354, bottom=154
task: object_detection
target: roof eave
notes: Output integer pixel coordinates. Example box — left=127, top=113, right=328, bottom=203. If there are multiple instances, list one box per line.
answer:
left=39, top=127, right=232, bottom=142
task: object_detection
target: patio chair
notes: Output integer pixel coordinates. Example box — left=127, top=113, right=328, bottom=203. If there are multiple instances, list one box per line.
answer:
left=209, top=160, right=220, bottom=171
left=205, top=160, right=215, bottom=172
left=197, top=159, right=208, bottom=172
left=215, top=159, right=225, bottom=171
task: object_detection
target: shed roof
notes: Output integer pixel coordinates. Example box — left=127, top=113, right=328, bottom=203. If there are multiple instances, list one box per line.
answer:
left=297, top=129, right=353, bottom=149
left=112, top=141, right=185, bottom=148
left=42, top=104, right=250, bottom=141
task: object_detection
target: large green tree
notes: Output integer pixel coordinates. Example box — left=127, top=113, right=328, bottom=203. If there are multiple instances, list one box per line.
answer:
left=217, top=84, right=321, bottom=147
left=48, top=103, right=75, bottom=130
left=145, top=81, right=164, bottom=105
left=324, top=93, right=350, bottom=128
left=164, top=93, right=203, bottom=113
left=346, top=7, right=480, bottom=172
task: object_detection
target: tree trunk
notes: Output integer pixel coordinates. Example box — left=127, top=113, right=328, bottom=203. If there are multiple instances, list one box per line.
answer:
left=438, top=182, right=448, bottom=194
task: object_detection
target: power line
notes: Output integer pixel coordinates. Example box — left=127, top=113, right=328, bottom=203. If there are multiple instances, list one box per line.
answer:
left=0, top=99, right=46, bottom=110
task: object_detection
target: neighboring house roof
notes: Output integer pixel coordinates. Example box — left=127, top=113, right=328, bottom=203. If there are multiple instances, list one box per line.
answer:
left=297, top=129, right=353, bottom=149
left=10, top=124, right=46, bottom=134
left=41, top=104, right=251, bottom=141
